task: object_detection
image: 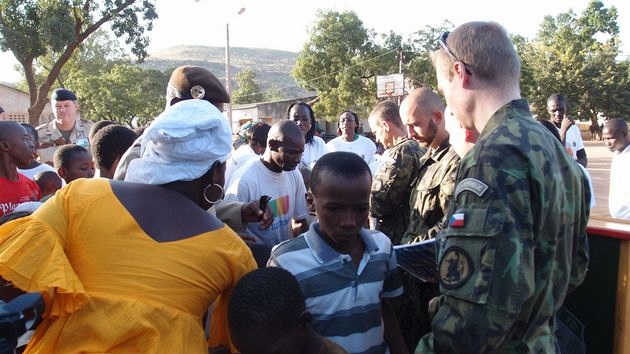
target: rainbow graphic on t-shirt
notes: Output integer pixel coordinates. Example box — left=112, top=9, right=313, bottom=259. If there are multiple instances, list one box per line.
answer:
left=269, top=195, right=290, bottom=217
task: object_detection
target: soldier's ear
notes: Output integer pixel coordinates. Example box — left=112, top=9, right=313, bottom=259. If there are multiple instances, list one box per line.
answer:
left=432, top=111, right=443, bottom=125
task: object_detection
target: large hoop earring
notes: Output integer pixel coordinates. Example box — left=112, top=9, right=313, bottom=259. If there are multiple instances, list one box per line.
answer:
left=203, top=183, right=224, bottom=204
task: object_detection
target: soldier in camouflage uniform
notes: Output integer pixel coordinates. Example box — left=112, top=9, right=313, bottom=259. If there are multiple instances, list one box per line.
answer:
left=36, top=88, right=93, bottom=164
left=416, top=21, right=589, bottom=354
left=390, top=87, right=460, bottom=352
left=368, top=100, right=425, bottom=244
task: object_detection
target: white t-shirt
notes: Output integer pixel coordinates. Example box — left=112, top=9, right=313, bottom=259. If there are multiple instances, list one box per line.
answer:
left=559, top=125, right=585, bottom=159
left=18, top=163, right=58, bottom=180
left=301, top=136, right=327, bottom=169
left=224, top=144, right=258, bottom=184
left=225, top=159, right=309, bottom=248
left=609, top=144, right=630, bottom=220
left=577, top=163, right=596, bottom=209
left=326, top=135, right=376, bottom=164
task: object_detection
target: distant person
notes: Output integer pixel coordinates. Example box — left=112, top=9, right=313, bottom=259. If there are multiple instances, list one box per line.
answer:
left=113, top=65, right=273, bottom=235
left=538, top=119, right=596, bottom=209
left=368, top=100, right=425, bottom=244
left=0, top=99, right=257, bottom=353
left=225, top=120, right=309, bottom=248
left=0, top=121, right=41, bottom=217
left=53, top=144, right=95, bottom=184
left=225, top=120, right=270, bottom=183
left=268, top=152, right=408, bottom=354
left=603, top=118, right=630, bottom=220
left=547, top=93, right=588, bottom=167
left=287, top=101, right=327, bottom=169
left=91, top=124, right=137, bottom=179
left=37, top=88, right=93, bottom=164
left=33, top=170, right=63, bottom=201
left=228, top=267, right=349, bottom=354
left=326, top=110, right=376, bottom=164
left=16, top=123, right=58, bottom=179
left=416, top=21, right=589, bottom=354
left=0, top=105, right=6, bottom=120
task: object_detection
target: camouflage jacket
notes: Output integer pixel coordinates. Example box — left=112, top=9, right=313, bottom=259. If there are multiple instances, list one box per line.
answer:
left=370, top=137, right=425, bottom=244
left=401, top=139, right=460, bottom=244
left=417, top=99, right=590, bottom=354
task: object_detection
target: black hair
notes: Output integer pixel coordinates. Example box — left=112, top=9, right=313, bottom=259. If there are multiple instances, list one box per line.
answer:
left=248, top=122, right=271, bottom=148
left=20, top=123, right=38, bottom=144
left=547, top=93, right=566, bottom=106
left=228, top=267, right=305, bottom=334
left=286, top=101, right=317, bottom=144
left=337, top=110, right=360, bottom=134
left=33, top=170, right=62, bottom=191
left=88, top=120, right=117, bottom=142
left=310, top=151, right=371, bottom=195
left=91, top=125, right=137, bottom=170
left=53, top=144, right=89, bottom=169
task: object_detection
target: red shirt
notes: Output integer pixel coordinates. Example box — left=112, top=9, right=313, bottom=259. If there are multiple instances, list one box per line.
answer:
left=0, top=173, right=41, bottom=217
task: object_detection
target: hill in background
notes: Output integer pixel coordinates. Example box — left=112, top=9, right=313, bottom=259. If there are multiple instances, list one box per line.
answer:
left=142, top=45, right=313, bottom=99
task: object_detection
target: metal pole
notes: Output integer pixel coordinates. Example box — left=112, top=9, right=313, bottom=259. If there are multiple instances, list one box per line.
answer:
left=225, top=22, right=232, bottom=129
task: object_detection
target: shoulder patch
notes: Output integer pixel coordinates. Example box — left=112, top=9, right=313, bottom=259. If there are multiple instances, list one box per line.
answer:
left=439, top=246, right=473, bottom=289
left=455, top=178, right=488, bottom=198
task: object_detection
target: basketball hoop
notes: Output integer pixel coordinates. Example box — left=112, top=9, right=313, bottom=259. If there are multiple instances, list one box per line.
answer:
left=377, top=74, right=404, bottom=98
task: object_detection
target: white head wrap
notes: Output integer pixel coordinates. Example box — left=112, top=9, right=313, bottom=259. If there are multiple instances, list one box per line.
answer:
left=125, top=99, right=231, bottom=185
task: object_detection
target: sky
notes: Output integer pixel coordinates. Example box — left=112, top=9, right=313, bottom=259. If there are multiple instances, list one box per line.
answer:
left=1, top=0, right=629, bottom=84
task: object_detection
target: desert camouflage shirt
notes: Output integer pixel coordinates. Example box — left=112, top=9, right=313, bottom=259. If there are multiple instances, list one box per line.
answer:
left=401, top=139, right=460, bottom=244
left=370, top=137, right=425, bottom=244
left=417, top=99, right=590, bottom=354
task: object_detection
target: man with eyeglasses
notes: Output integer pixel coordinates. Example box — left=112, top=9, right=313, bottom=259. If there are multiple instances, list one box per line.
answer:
left=416, top=22, right=589, bottom=354
left=547, top=93, right=588, bottom=167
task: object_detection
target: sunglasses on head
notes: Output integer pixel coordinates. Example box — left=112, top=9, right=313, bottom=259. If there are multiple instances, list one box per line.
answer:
left=439, top=32, right=472, bottom=76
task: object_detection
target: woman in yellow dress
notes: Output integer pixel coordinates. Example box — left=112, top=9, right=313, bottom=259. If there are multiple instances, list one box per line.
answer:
left=0, top=99, right=257, bottom=353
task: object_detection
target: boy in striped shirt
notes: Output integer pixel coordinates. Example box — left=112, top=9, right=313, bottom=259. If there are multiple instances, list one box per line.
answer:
left=268, top=152, right=408, bottom=354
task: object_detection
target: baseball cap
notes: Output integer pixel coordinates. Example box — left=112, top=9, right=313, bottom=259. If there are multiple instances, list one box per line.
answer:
left=167, top=66, right=230, bottom=104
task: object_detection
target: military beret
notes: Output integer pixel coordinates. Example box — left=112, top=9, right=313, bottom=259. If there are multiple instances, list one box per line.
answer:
left=51, top=88, right=77, bottom=101
left=167, top=66, right=230, bottom=104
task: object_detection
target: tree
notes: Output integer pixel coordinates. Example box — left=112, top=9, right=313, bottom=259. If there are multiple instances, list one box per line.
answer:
left=293, top=10, right=377, bottom=121
left=518, top=0, right=630, bottom=121
left=69, top=63, right=168, bottom=126
left=0, top=0, right=157, bottom=125
left=232, top=68, right=265, bottom=104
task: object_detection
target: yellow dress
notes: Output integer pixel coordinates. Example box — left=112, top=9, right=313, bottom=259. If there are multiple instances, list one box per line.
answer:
left=0, top=179, right=257, bottom=354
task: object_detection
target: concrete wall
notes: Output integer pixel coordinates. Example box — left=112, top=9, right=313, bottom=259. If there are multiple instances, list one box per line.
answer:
left=0, top=84, right=52, bottom=125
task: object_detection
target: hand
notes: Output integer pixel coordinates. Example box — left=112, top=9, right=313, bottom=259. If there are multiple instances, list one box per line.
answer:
left=560, top=117, right=575, bottom=133
left=241, top=201, right=274, bottom=229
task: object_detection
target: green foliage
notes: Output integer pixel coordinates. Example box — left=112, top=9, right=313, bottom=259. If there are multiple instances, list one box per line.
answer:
left=0, top=0, right=157, bottom=125
left=232, top=68, right=265, bottom=104
left=518, top=0, right=630, bottom=121
left=293, top=10, right=377, bottom=121
left=70, top=63, right=167, bottom=126
left=293, top=10, right=451, bottom=121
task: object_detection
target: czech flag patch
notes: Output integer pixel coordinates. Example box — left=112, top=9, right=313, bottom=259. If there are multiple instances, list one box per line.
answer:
left=449, top=213, right=465, bottom=228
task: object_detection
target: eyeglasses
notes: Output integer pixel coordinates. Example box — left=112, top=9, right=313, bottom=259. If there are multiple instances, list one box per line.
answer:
left=439, top=32, right=472, bottom=75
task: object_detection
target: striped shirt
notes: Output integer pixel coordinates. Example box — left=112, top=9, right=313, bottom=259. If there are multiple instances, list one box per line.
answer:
left=268, top=223, right=403, bottom=354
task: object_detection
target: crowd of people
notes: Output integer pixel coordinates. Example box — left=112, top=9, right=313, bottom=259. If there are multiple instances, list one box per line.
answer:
left=0, top=19, right=626, bottom=354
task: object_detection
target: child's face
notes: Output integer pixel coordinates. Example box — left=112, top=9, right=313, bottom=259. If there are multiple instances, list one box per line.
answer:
left=309, top=170, right=371, bottom=248
left=61, top=151, right=94, bottom=182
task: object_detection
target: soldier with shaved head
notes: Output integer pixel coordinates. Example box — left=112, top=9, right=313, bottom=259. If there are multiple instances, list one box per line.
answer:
left=225, top=120, right=309, bottom=249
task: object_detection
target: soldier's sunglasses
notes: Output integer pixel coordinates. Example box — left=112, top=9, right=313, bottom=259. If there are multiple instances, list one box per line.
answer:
left=438, top=32, right=472, bottom=76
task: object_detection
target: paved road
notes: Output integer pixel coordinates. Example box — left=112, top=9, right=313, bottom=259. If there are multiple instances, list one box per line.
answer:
left=584, top=140, right=613, bottom=218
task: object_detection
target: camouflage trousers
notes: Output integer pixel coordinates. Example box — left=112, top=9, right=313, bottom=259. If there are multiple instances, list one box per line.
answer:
left=390, top=270, right=438, bottom=352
